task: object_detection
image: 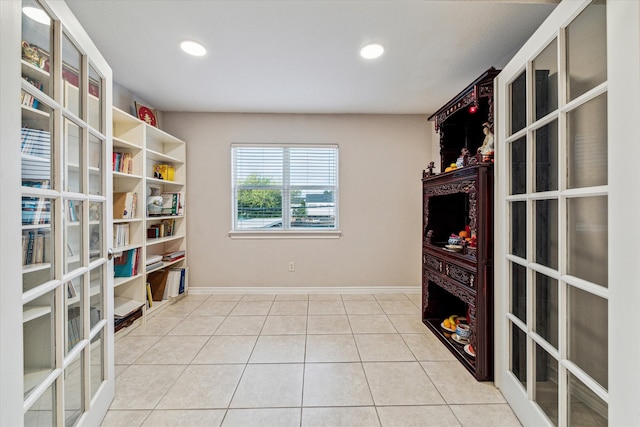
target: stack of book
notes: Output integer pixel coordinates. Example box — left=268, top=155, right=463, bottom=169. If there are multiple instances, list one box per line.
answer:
left=145, top=254, right=164, bottom=272
left=162, top=250, right=185, bottom=263
left=114, top=248, right=139, bottom=277
left=147, top=218, right=175, bottom=239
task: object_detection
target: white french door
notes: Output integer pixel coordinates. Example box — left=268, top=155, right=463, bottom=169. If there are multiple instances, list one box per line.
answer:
left=1, top=1, right=114, bottom=426
left=494, top=0, right=640, bottom=425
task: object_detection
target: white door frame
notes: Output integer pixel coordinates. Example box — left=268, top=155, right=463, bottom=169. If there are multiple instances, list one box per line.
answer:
left=495, top=1, right=640, bottom=425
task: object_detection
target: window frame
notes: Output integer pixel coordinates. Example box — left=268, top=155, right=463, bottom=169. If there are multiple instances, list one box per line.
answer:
left=229, top=143, right=341, bottom=239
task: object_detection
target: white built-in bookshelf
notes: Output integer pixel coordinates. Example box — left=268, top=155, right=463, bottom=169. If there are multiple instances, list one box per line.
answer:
left=112, top=107, right=188, bottom=330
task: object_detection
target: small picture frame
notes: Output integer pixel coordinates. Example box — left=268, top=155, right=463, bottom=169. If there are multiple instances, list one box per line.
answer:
left=134, top=101, right=159, bottom=128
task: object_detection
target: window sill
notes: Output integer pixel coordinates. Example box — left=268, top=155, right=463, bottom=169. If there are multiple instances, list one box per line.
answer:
left=228, top=230, right=342, bottom=239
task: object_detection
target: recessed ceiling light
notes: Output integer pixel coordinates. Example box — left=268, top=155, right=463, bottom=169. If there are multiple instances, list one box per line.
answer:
left=360, top=43, right=384, bottom=59
left=23, top=6, right=51, bottom=26
left=180, top=40, right=207, bottom=57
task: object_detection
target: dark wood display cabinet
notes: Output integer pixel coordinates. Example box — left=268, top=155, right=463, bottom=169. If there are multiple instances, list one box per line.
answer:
left=422, top=68, right=497, bottom=381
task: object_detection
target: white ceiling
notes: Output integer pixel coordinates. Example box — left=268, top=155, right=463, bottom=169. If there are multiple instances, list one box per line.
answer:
left=65, top=0, right=557, bottom=115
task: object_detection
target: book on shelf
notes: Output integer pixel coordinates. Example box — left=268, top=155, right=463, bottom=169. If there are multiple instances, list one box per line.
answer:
left=145, top=254, right=163, bottom=265
left=159, top=192, right=184, bottom=216
left=146, top=283, right=153, bottom=308
left=161, top=192, right=178, bottom=215
left=154, top=164, right=175, bottom=181
left=113, top=297, right=144, bottom=318
left=166, top=267, right=187, bottom=298
left=67, top=281, right=77, bottom=298
left=113, top=192, right=137, bottom=219
left=67, top=200, right=78, bottom=222
left=113, top=248, right=139, bottom=277
left=147, top=269, right=169, bottom=301
left=21, top=127, right=50, bottom=159
left=162, top=250, right=185, bottom=262
left=22, top=197, right=50, bottom=225
left=113, top=223, right=130, bottom=248
left=146, top=261, right=164, bottom=272
left=147, top=218, right=175, bottom=239
left=67, top=307, right=81, bottom=349
left=90, top=306, right=101, bottom=329
left=22, top=230, right=46, bottom=266
left=113, top=152, right=133, bottom=174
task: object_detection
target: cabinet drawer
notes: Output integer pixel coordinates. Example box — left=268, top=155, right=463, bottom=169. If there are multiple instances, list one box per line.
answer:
left=445, top=262, right=475, bottom=289
left=423, top=253, right=442, bottom=273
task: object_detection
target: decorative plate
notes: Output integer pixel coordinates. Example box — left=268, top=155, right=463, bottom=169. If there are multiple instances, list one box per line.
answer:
left=451, top=333, right=469, bottom=345
left=441, top=321, right=456, bottom=333
left=135, top=101, right=159, bottom=128
left=464, top=344, right=476, bottom=357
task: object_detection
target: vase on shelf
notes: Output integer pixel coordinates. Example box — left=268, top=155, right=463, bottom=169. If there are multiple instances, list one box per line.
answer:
left=147, top=187, right=162, bottom=216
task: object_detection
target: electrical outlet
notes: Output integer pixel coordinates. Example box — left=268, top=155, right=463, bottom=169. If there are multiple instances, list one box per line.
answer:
left=288, top=261, right=295, bottom=272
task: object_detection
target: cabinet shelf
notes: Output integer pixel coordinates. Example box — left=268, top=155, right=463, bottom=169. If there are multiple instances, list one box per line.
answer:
left=424, top=318, right=476, bottom=368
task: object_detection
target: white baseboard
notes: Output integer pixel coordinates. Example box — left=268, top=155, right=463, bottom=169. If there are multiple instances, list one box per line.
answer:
left=188, top=285, right=420, bottom=295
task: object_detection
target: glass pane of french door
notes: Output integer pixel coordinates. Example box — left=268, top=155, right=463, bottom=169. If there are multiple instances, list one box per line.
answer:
left=502, top=2, right=608, bottom=426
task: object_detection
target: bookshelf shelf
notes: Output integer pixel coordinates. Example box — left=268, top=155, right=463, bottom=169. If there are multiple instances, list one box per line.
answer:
left=114, top=274, right=143, bottom=289
left=113, top=171, right=143, bottom=180
left=112, top=106, right=187, bottom=332
left=23, top=306, right=51, bottom=323
left=146, top=234, right=184, bottom=246
left=146, top=177, right=184, bottom=187
left=146, top=299, right=170, bottom=315
left=22, top=263, right=52, bottom=274
left=113, top=137, right=142, bottom=151
left=23, top=368, right=52, bottom=398
left=146, top=149, right=184, bottom=164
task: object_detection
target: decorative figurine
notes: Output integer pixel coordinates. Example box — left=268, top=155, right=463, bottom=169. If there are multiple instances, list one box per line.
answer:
left=21, top=41, right=46, bottom=69
left=478, top=122, right=495, bottom=162
left=456, top=147, right=470, bottom=168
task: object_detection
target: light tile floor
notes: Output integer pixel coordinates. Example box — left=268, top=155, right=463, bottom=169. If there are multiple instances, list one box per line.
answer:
left=102, top=292, right=522, bottom=427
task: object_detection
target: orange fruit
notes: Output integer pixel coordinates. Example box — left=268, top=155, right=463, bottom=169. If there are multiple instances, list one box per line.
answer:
left=459, top=230, right=469, bottom=238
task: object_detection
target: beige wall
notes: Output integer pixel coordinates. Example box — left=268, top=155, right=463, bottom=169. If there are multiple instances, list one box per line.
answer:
left=162, top=112, right=432, bottom=289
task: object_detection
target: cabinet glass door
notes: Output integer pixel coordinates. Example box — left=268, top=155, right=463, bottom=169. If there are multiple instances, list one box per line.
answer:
left=20, top=1, right=112, bottom=425
left=496, top=1, right=608, bottom=426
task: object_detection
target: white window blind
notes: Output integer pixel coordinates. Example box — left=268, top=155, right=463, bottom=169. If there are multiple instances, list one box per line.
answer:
left=232, top=144, right=338, bottom=231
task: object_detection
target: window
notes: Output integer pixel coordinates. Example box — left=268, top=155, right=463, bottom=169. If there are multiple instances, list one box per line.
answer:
left=231, top=144, right=338, bottom=233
